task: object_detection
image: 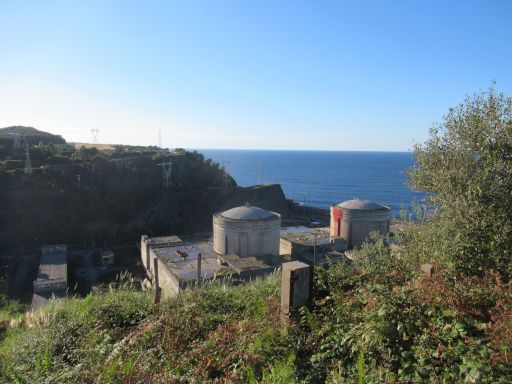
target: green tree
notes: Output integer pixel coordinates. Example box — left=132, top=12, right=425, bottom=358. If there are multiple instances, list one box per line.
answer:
left=408, top=85, right=512, bottom=277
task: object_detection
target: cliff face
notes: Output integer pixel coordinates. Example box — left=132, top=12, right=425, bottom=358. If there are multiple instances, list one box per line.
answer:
left=215, top=184, right=289, bottom=217
left=0, top=135, right=233, bottom=251
left=0, top=129, right=292, bottom=253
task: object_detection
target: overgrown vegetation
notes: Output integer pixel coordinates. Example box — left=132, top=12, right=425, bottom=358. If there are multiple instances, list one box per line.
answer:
left=407, top=85, right=512, bottom=278
left=0, top=87, right=511, bottom=382
left=0, top=127, right=235, bottom=253
left=1, top=245, right=511, bottom=383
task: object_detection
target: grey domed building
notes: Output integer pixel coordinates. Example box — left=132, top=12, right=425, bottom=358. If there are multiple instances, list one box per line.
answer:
left=330, top=199, right=391, bottom=249
left=213, top=204, right=281, bottom=257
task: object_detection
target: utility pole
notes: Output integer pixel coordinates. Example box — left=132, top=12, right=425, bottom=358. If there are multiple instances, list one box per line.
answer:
left=259, top=161, right=264, bottom=185
left=91, top=128, right=99, bottom=144
left=222, top=160, right=231, bottom=194
left=197, top=252, right=202, bottom=288
left=158, top=159, right=174, bottom=189
left=24, top=141, right=32, bottom=175
left=313, top=233, right=318, bottom=266
left=158, top=129, right=162, bottom=148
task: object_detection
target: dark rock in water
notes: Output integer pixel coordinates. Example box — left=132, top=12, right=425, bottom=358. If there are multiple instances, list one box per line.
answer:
left=216, top=184, right=289, bottom=218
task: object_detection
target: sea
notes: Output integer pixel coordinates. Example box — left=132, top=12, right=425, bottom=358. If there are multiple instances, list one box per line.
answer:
left=197, top=150, right=425, bottom=218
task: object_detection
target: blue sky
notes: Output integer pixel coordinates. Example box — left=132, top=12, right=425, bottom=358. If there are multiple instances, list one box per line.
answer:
left=1, top=1, right=511, bottom=151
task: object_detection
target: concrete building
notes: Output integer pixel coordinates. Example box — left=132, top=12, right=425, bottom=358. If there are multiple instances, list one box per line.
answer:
left=330, top=199, right=391, bottom=249
left=141, top=235, right=182, bottom=271
left=101, top=250, right=115, bottom=266
left=141, top=238, right=278, bottom=296
left=213, top=204, right=281, bottom=258
left=32, top=244, right=68, bottom=311
left=141, top=204, right=281, bottom=296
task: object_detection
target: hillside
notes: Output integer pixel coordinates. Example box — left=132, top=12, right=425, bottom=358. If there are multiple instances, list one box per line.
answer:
left=0, top=126, right=65, bottom=147
left=0, top=129, right=294, bottom=254
left=1, top=240, right=511, bottom=383
left=1, top=87, right=511, bottom=383
left=0, top=138, right=234, bottom=252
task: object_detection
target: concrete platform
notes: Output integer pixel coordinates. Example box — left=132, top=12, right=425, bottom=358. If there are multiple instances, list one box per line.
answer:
left=144, top=235, right=182, bottom=248
left=280, top=226, right=347, bottom=260
left=32, top=245, right=68, bottom=311
left=280, top=226, right=331, bottom=247
left=142, top=236, right=279, bottom=295
left=155, top=241, right=236, bottom=281
left=220, top=254, right=276, bottom=278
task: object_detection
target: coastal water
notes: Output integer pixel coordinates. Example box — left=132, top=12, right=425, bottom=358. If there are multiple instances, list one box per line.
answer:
left=198, top=150, right=425, bottom=217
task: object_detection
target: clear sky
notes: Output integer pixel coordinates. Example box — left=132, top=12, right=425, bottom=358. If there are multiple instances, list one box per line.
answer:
left=1, top=1, right=511, bottom=151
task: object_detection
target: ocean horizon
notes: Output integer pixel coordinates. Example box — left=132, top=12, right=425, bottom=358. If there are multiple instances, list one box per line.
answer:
left=196, top=149, right=425, bottom=217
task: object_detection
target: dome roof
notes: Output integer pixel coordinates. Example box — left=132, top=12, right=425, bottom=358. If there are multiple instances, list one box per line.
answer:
left=220, top=205, right=275, bottom=220
left=337, top=199, right=389, bottom=211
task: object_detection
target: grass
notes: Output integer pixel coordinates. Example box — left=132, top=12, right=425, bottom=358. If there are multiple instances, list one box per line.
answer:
left=0, top=261, right=511, bottom=383
left=0, top=273, right=286, bottom=383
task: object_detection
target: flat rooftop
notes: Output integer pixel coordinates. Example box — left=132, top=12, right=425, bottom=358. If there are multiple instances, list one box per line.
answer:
left=220, top=254, right=275, bottom=273
left=152, top=239, right=277, bottom=282
left=153, top=241, right=236, bottom=281
left=145, top=235, right=182, bottom=247
left=280, top=226, right=331, bottom=246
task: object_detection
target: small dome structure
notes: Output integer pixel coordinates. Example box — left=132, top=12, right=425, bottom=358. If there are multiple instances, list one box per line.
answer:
left=330, top=199, right=391, bottom=249
left=220, top=205, right=274, bottom=220
left=213, top=204, right=281, bottom=257
left=337, top=199, right=388, bottom=211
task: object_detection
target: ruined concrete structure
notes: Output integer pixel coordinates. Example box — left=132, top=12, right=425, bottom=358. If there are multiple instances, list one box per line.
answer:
left=32, top=244, right=68, bottom=311
left=330, top=199, right=391, bottom=249
left=142, top=205, right=281, bottom=296
left=141, top=235, right=182, bottom=271
left=280, top=261, right=312, bottom=316
left=280, top=226, right=347, bottom=265
left=213, top=204, right=281, bottom=258
left=142, top=199, right=392, bottom=296
left=101, top=250, right=115, bottom=266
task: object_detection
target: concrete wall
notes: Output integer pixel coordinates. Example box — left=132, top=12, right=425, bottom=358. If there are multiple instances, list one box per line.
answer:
left=280, top=238, right=294, bottom=256
left=338, top=209, right=391, bottom=249
left=330, top=206, right=344, bottom=237
left=213, top=215, right=281, bottom=257
left=281, top=261, right=312, bottom=314
left=42, top=244, right=67, bottom=256
left=349, top=221, right=389, bottom=248
left=280, top=238, right=347, bottom=261
left=141, top=236, right=151, bottom=271
left=141, top=245, right=181, bottom=296
left=154, top=257, right=181, bottom=296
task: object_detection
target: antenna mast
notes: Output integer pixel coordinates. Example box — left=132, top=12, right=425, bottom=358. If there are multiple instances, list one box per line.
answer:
left=91, top=128, right=99, bottom=144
